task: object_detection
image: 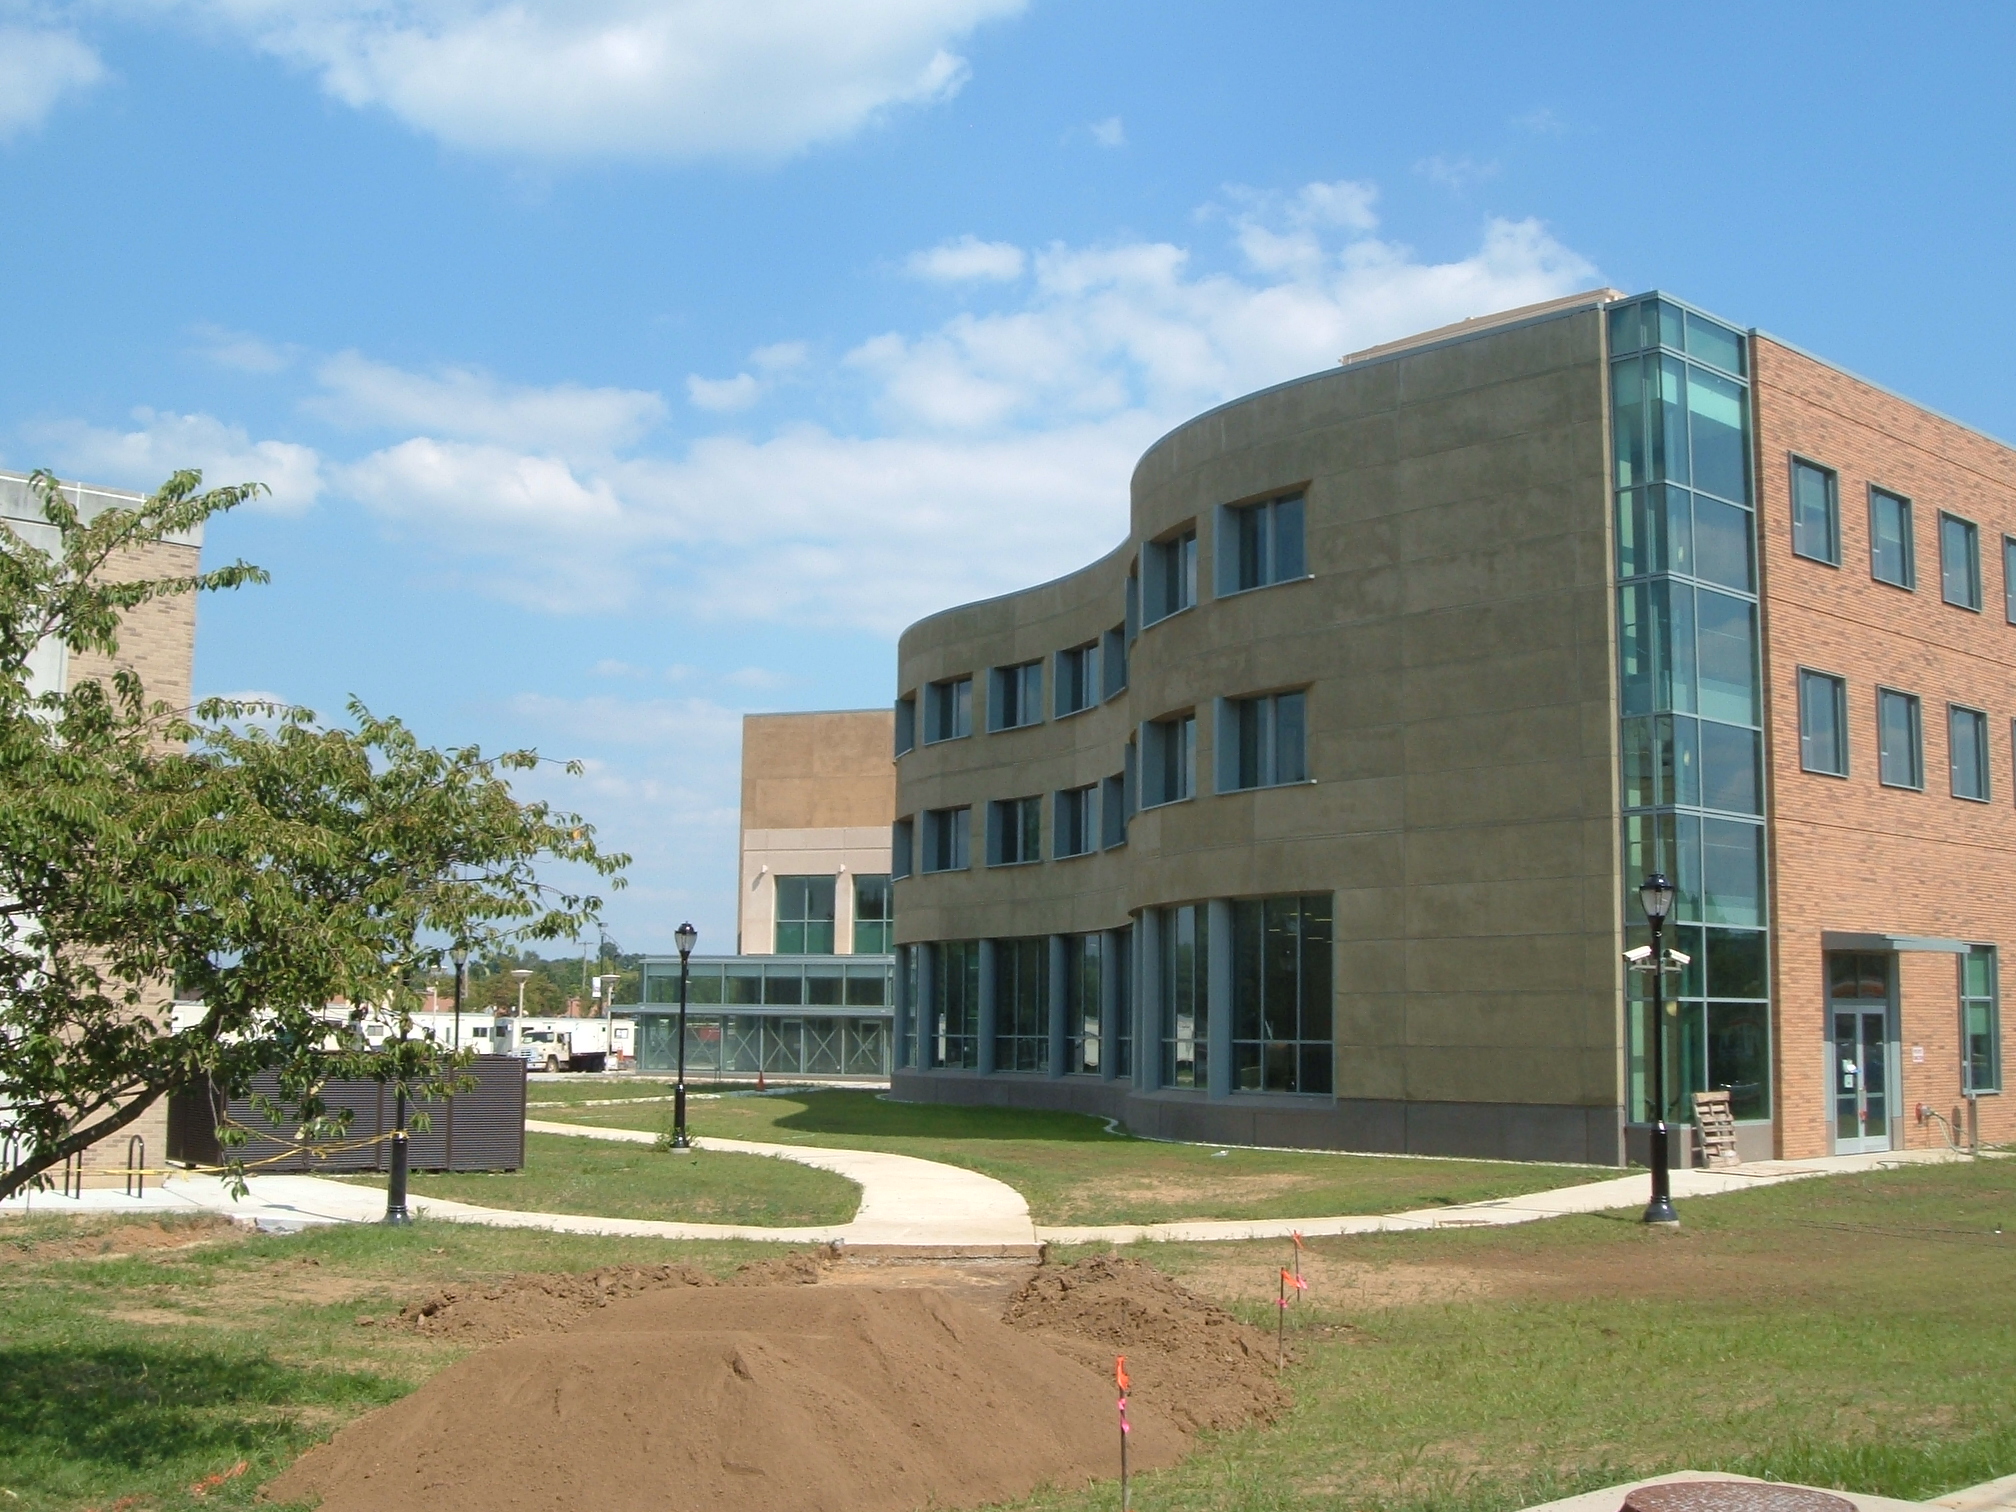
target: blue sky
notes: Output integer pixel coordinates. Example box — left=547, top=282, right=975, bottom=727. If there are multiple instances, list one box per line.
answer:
left=3, top=2, right=2011, bottom=953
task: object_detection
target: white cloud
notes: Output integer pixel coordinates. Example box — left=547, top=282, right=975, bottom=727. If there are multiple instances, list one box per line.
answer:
left=1088, top=115, right=1124, bottom=148
left=686, top=372, right=761, bottom=413
left=160, top=0, right=1026, bottom=161
left=751, top=341, right=808, bottom=373
left=906, top=235, right=1026, bottom=282
left=0, top=26, right=104, bottom=140
left=1416, top=154, right=1500, bottom=192
left=191, top=323, right=298, bottom=374
left=309, top=351, right=664, bottom=451
left=31, top=409, right=324, bottom=514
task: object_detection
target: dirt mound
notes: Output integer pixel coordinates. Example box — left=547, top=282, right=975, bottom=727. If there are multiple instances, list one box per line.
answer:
left=1005, top=1254, right=1290, bottom=1434
left=386, top=1252, right=836, bottom=1343
left=269, top=1285, right=1184, bottom=1512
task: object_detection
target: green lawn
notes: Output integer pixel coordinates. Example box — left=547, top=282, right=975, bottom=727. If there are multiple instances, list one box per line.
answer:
left=4, top=1161, right=2012, bottom=1512
left=341, top=1131, right=860, bottom=1226
left=1017, top=1156, right=2016, bottom=1512
left=524, top=1077, right=686, bottom=1107
left=539, top=1089, right=1610, bottom=1226
left=0, top=1215, right=781, bottom=1512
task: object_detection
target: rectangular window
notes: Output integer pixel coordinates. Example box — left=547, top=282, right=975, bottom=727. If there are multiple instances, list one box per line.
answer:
left=1869, top=488, right=1914, bottom=589
left=2005, top=537, right=2016, bottom=624
left=1961, top=945, right=2001, bottom=1094
left=990, top=660, right=1043, bottom=731
left=1790, top=458, right=1840, bottom=566
left=1877, top=689, right=1923, bottom=790
left=1217, top=491, right=1308, bottom=595
left=1217, top=690, right=1308, bottom=791
left=1950, top=704, right=1990, bottom=801
left=1100, top=772, right=1128, bottom=849
left=924, top=676, right=972, bottom=742
left=891, top=818, right=913, bottom=879
left=1055, top=784, right=1097, bottom=858
left=1142, top=529, right=1197, bottom=625
left=992, top=937, right=1049, bottom=1073
left=1142, top=714, right=1195, bottom=807
left=1231, top=893, right=1333, bottom=1095
left=774, top=876, right=836, bottom=954
left=1158, top=904, right=1207, bottom=1089
left=894, top=695, right=916, bottom=755
left=1797, top=670, right=1848, bottom=776
left=922, top=806, right=970, bottom=872
left=1065, top=933, right=1103, bottom=1074
left=1101, top=624, right=1128, bottom=699
left=928, top=940, right=980, bottom=1068
left=852, top=874, right=892, bottom=954
left=1055, top=642, right=1098, bottom=717
left=1942, top=513, right=1982, bottom=610
left=987, top=796, right=1042, bottom=865
left=1113, top=923, right=1134, bottom=1078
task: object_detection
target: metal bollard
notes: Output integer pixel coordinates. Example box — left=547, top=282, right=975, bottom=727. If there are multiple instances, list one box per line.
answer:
left=126, top=1135, right=146, bottom=1198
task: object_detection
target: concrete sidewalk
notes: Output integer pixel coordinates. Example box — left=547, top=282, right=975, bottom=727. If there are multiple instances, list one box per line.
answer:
left=1, top=1135, right=1963, bottom=1249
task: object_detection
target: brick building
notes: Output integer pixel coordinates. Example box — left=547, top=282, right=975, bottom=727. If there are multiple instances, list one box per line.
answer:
left=883, top=290, right=2015, bottom=1164
left=1, top=470, right=202, bottom=1184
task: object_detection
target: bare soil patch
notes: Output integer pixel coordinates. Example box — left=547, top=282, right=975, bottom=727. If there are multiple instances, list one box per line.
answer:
left=270, top=1283, right=1191, bottom=1512
left=1004, top=1255, right=1289, bottom=1435
left=1181, top=1252, right=1529, bottom=1310
left=0, top=1214, right=237, bottom=1265
left=275, top=1251, right=1286, bottom=1512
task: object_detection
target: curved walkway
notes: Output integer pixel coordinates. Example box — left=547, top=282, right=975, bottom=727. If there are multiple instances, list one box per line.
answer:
left=3, top=1130, right=1964, bottom=1247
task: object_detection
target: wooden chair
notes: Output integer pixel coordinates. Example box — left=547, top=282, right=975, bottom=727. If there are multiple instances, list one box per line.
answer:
left=1692, top=1089, right=1741, bottom=1168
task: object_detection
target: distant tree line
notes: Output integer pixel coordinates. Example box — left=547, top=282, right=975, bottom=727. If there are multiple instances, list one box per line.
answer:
left=432, top=944, right=643, bottom=1016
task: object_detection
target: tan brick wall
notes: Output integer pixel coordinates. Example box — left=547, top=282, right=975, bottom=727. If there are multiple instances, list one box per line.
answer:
left=1755, top=337, right=2016, bottom=1156
left=56, top=536, right=200, bottom=1178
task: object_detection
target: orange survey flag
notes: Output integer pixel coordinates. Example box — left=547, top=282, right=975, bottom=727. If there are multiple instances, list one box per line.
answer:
left=1282, top=1268, right=1308, bottom=1292
left=1115, top=1355, right=1130, bottom=1392
left=1291, top=1230, right=1305, bottom=1249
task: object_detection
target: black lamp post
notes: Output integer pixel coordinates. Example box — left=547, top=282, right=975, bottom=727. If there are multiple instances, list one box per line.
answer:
left=1638, top=873, right=1679, bottom=1227
left=672, top=922, right=698, bottom=1149
left=385, top=1017, right=413, bottom=1226
left=451, top=942, right=468, bottom=1052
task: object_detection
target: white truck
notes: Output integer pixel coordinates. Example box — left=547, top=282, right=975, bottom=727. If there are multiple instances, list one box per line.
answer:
left=506, top=1016, right=634, bottom=1073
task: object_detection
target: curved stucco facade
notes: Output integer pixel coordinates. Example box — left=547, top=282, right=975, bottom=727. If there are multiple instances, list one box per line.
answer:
left=890, top=296, right=1631, bottom=1162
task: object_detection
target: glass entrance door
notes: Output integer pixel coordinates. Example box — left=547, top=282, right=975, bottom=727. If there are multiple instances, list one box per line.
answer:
left=1833, top=1009, right=1892, bottom=1153
left=1826, top=952, right=1896, bottom=1154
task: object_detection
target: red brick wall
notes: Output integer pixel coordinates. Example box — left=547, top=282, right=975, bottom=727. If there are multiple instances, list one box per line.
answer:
left=1755, top=338, right=2016, bottom=1156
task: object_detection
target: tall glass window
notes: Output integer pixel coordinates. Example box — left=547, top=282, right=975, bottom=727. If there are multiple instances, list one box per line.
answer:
left=1142, top=714, right=1195, bottom=806
left=774, top=876, right=835, bottom=954
left=1142, top=529, right=1198, bottom=625
left=993, top=937, right=1049, bottom=1072
left=1217, top=492, right=1307, bottom=595
left=1877, top=689, right=1923, bottom=790
left=1113, top=924, right=1134, bottom=1078
left=990, top=661, right=1044, bottom=731
left=1950, top=705, right=1990, bottom=801
left=928, top=940, right=980, bottom=1068
left=852, top=875, right=892, bottom=954
left=1230, top=894, right=1332, bottom=1095
left=1065, top=933, right=1103, bottom=1074
left=1158, top=904, right=1207, bottom=1089
left=925, top=676, right=972, bottom=742
left=1217, top=691, right=1308, bottom=791
left=2005, top=537, right=2016, bottom=625
left=1790, top=459, right=1840, bottom=566
left=1610, top=294, right=1768, bottom=1127
left=1055, top=641, right=1099, bottom=717
left=1941, top=513, right=1982, bottom=610
left=1798, top=670, right=1848, bottom=776
left=1869, top=488, right=1914, bottom=589
left=1962, top=946, right=2001, bottom=1094
left=987, top=796, right=1042, bottom=865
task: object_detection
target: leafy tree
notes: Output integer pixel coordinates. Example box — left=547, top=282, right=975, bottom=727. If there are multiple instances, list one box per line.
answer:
left=0, top=470, right=626, bottom=1201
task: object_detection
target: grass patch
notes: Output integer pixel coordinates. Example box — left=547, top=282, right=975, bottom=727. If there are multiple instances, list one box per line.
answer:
left=524, top=1077, right=686, bottom=1107
left=0, top=1216, right=789, bottom=1512
left=340, top=1131, right=860, bottom=1226
left=541, top=1090, right=1609, bottom=1226
left=1018, top=1156, right=2016, bottom=1512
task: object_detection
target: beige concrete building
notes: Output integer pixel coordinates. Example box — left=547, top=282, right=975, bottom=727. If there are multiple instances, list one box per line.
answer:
left=1, top=470, right=203, bottom=1184
left=737, top=711, right=896, bottom=956
left=888, top=290, right=2016, bottom=1164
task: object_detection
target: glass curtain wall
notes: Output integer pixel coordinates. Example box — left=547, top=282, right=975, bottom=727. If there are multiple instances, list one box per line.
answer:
left=1610, top=295, right=1772, bottom=1126
left=1064, top=933, right=1103, bottom=1073
left=993, top=937, right=1050, bottom=1071
left=1230, top=895, right=1334, bottom=1094
left=930, top=940, right=981, bottom=1068
left=1159, top=904, right=1207, bottom=1088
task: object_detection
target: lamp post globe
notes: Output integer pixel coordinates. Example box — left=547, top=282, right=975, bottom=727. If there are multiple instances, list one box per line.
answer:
left=672, top=923, right=698, bottom=1149
left=510, top=968, right=533, bottom=1016
left=1638, top=873, right=1680, bottom=1227
left=450, top=943, right=469, bottom=1052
